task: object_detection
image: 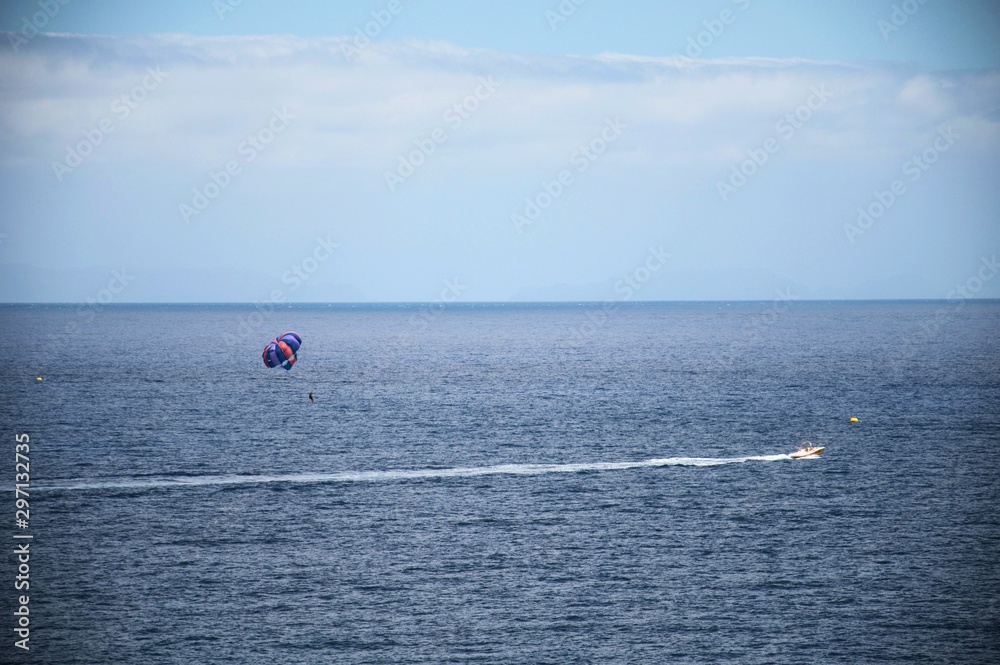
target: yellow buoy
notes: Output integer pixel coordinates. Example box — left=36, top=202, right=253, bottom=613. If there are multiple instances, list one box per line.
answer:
left=850, top=417, right=859, bottom=423
left=36, top=377, right=43, bottom=382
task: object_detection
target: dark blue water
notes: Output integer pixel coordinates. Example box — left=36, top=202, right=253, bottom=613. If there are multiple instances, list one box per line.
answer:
left=2, top=302, right=998, bottom=663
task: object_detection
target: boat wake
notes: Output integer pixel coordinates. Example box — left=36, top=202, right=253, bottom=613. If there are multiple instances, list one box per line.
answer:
left=39, top=454, right=793, bottom=492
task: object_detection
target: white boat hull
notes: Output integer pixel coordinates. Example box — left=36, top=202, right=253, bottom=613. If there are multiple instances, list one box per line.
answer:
left=790, top=446, right=825, bottom=459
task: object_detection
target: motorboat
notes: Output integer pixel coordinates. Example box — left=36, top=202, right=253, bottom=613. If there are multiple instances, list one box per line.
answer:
left=790, top=443, right=825, bottom=459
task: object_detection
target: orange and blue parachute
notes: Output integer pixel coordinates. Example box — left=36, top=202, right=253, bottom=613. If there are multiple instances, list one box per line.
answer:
left=262, top=331, right=301, bottom=371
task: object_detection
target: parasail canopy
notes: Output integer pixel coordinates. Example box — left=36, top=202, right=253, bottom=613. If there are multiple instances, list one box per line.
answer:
left=262, top=331, right=302, bottom=370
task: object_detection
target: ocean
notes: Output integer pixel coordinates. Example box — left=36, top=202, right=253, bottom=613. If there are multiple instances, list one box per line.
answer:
left=1, top=301, right=998, bottom=663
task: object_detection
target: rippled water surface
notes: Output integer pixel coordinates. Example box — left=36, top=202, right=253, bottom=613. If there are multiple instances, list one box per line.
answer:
left=1, top=302, right=998, bottom=663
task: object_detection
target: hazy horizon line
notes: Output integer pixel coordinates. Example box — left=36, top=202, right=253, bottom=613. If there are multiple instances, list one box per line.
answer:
left=3, top=299, right=998, bottom=306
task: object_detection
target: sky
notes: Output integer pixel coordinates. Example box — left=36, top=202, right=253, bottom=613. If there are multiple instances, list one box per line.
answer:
left=0, top=0, right=998, bottom=302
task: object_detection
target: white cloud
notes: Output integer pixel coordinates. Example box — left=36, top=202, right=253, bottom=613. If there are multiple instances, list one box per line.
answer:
left=1, top=33, right=998, bottom=301
left=3, top=33, right=997, bottom=173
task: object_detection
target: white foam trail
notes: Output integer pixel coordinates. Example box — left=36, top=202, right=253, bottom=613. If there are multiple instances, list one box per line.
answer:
left=38, top=454, right=793, bottom=492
